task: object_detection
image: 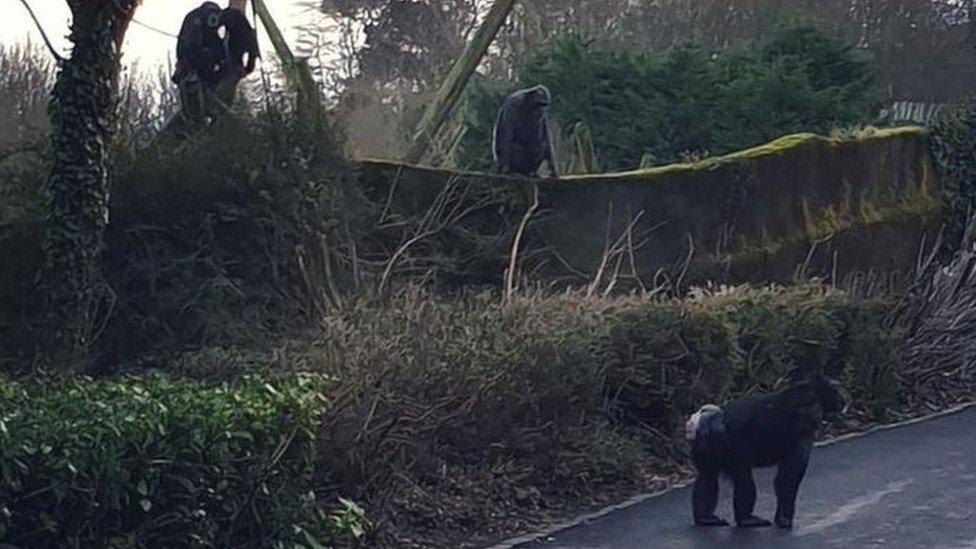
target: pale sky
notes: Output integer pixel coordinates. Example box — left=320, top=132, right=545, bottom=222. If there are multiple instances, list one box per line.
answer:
left=1, top=0, right=318, bottom=71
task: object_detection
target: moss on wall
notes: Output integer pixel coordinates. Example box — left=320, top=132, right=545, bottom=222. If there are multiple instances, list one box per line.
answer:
left=559, top=126, right=928, bottom=183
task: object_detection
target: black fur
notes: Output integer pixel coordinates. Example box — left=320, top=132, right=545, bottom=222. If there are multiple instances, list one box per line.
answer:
left=492, top=85, right=558, bottom=178
left=691, top=373, right=843, bottom=529
left=172, top=2, right=225, bottom=88
left=221, top=8, right=261, bottom=77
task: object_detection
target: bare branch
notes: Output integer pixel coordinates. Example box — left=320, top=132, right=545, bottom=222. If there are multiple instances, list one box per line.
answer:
left=17, top=0, right=65, bottom=64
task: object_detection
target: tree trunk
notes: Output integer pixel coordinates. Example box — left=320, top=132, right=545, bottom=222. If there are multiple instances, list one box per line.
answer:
left=45, top=0, right=140, bottom=366
left=404, top=0, right=518, bottom=165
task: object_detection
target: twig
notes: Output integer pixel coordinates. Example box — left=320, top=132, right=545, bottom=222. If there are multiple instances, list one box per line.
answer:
left=548, top=249, right=590, bottom=279
left=379, top=166, right=404, bottom=225
left=17, top=0, right=64, bottom=64
left=673, top=234, right=695, bottom=292
left=588, top=210, right=647, bottom=297
left=794, top=240, right=819, bottom=281
left=295, top=245, right=332, bottom=318
left=0, top=137, right=44, bottom=164
left=504, top=183, right=540, bottom=303
left=626, top=214, right=647, bottom=293
left=318, top=233, right=344, bottom=309
left=131, top=18, right=178, bottom=39
left=602, top=252, right=625, bottom=298
left=587, top=203, right=616, bottom=298
left=378, top=230, right=436, bottom=296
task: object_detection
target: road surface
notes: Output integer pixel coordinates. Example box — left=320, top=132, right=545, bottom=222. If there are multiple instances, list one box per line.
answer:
left=517, top=408, right=976, bottom=549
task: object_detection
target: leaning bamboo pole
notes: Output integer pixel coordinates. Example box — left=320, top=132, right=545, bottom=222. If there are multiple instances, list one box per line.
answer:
left=404, top=0, right=518, bottom=165
left=251, top=0, right=323, bottom=124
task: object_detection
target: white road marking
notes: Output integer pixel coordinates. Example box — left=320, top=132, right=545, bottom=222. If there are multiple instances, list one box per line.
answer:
left=796, top=479, right=915, bottom=536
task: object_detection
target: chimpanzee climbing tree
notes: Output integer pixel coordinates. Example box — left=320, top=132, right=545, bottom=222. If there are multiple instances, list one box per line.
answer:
left=45, top=0, right=140, bottom=365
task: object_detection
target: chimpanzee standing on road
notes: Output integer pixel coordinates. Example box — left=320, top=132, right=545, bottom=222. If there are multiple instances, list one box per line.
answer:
left=687, top=368, right=844, bottom=529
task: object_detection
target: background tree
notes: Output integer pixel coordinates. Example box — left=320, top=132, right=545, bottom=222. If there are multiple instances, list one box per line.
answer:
left=311, top=0, right=480, bottom=157
left=458, top=24, right=880, bottom=172
left=491, top=0, right=976, bottom=102
left=295, top=0, right=974, bottom=165
left=45, top=0, right=140, bottom=365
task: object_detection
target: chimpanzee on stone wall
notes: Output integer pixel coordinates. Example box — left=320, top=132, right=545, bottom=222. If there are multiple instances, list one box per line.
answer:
left=492, top=85, right=558, bottom=178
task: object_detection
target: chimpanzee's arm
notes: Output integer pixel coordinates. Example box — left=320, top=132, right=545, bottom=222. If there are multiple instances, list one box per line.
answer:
left=493, top=104, right=515, bottom=173
left=245, top=29, right=261, bottom=73
left=176, top=12, right=204, bottom=64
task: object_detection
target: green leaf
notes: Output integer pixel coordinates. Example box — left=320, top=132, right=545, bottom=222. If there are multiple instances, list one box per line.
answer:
left=299, top=527, right=328, bottom=549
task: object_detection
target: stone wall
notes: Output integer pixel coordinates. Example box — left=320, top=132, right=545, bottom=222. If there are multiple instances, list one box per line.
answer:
left=360, top=126, right=940, bottom=286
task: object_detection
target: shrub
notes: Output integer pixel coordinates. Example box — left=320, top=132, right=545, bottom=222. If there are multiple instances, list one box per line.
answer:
left=0, top=373, right=341, bottom=548
left=696, top=286, right=897, bottom=412
left=596, top=285, right=897, bottom=437
left=835, top=300, right=900, bottom=420
left=931, top=101, right=976, bottom=256
left=598, top=302, right=738, bottom=434
left=96, top=111, right=364, bottom=357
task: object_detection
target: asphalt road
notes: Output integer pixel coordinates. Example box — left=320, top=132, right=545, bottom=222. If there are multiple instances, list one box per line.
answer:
left=517, top=408, right=976, bottom=549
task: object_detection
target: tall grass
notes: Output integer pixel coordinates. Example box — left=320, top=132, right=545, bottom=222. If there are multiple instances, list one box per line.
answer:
left=0, top=42, right=52, bottom=150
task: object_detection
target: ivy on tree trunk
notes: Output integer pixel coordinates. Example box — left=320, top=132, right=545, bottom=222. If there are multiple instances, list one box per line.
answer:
left=45, top=0, right=139, bottom=365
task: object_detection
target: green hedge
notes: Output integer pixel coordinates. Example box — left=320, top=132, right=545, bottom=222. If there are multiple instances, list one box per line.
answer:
left=931, top=101, right=976, bottom=255
left=0, top=374, right=337, bottom=548
left=596, top=286, right=895, bottom=435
